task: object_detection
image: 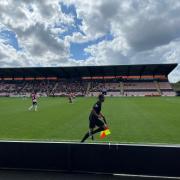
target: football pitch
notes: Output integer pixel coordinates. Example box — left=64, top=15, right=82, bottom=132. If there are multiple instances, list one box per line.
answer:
left=0, top=96, right=180, bottom=144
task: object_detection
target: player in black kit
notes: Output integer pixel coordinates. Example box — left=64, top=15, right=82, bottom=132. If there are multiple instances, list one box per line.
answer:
left=81, top=94, right=108, bottom=142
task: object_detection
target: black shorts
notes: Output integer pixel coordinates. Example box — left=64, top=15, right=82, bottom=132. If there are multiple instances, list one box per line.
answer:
left=89, top=116, right=104, bottom=129
left=33, top=102, right=37, bottom=105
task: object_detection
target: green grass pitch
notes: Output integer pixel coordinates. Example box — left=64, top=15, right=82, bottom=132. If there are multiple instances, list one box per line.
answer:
left=0, top=96, right=180, bottom=144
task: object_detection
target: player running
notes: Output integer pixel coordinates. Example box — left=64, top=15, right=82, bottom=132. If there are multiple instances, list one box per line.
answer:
left=28, top=92, right=38, bottom=111
left=81, top=94, right=108, bottom=142
left=68, top=93, right=73, bottom=103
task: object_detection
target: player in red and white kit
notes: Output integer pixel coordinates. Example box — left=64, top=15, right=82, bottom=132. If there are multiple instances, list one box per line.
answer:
left=68, top=93, right=73, bottom=103
left=28, top=92, right=38, bottom=111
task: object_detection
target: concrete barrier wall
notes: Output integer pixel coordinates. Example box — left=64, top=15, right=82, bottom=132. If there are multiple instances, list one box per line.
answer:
left=0, top=141, right=179, bottom=177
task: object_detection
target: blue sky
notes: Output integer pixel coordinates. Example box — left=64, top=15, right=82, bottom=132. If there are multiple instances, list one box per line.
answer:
left=0, top=29, right=19, bottom=50
left=0, top=0, right=180, bottom=82
left=59, top=2, right=84, bottom=38
left=60, top=3, right=114, bottom=60
left=70, top=33, right=113, bottom=60
left=0, top=2, right=113, bottom=61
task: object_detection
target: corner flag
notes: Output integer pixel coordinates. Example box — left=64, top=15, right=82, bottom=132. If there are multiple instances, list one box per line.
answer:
left=100, top=128, right=111, bottom=139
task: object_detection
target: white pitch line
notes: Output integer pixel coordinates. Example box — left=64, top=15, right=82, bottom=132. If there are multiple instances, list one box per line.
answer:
left=0, top=139, right=180, bottom=147
left=114, top=173, right=180, bottom=179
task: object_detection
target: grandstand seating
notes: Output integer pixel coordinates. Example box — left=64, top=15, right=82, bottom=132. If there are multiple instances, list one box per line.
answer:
left=0, top=63, right=177, bottom=97
left=124, top=82, right=157, bottom=90
left=87, top=79, right=175, bottom=96
left=158, top=82, right=172, bottom=90
left=0, top=81, right=25, bottom=95
left=52, top=80, right=88, bottom=96
left=161, top=91, right=176, bottom=96
left=89, top=82, right=120, bottom=92
left=0, top=79, right=176, bottom=97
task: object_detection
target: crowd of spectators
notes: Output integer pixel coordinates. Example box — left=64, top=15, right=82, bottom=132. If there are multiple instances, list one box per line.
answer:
left=0, top=79, right=176, bottom=97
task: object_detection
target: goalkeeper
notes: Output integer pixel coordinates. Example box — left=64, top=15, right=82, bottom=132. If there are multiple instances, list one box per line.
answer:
left=81, top=94, right=108, bottom=142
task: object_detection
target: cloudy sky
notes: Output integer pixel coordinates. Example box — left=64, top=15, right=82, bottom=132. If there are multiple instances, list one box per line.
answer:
left=0, top=0, right=180, bottom=82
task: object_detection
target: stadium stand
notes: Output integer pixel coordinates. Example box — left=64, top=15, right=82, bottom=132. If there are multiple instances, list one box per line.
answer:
left=0, top=64, right=177, bottom=97
left=53, top=79, right=88, bottom=96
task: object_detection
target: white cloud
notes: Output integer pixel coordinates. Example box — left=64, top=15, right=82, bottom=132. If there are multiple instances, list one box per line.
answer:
left=63, top=0, right=180, bottom=82
left=0, top=0, right=180, bottom=82
left=0, top=0, right=74, bottom=67
left=0, top=41, right=32, bottom=67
